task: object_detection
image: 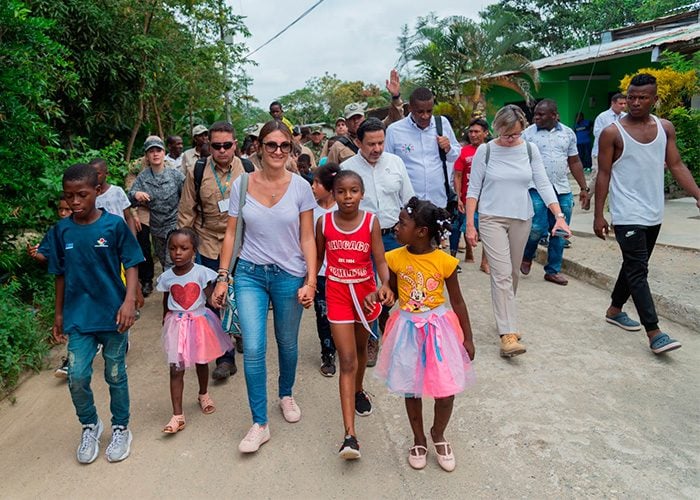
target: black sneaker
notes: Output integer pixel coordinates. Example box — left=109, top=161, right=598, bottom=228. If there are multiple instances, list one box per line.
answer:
left=339, top=435, right=361, bottom=460
left=456, top=265, right=463, bottom=274
left=320, top=354, right=336, bottom=377
left=212, top=360, right=237, bottom=381
left=355, top=390, right=373, bottom=416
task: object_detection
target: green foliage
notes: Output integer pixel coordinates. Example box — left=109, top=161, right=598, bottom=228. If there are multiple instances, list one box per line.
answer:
left=668, top=107, right=700, bottom=184
left=658, top=50, right=700, bottom=74
left=0, top=0, right=255, bottom=391
left=479, top=0, right=690, bottom=57
left=277, top=73, right=389, bottom=125
left=400, top=14, right=538, bottom=130
left=0, top=276, right=53, bottom=391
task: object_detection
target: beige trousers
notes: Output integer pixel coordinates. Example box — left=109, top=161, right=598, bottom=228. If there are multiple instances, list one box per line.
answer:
left=478, top=215, right=532, bottom=335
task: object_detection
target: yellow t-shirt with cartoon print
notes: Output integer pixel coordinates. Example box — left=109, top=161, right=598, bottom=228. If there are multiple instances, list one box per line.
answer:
left=385, top=247, right=459, bottom=313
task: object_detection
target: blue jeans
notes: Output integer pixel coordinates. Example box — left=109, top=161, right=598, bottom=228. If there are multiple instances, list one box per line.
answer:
left=67, top=330, right=129, bottom=427
left=523, top=190, right=573, bottom=275
left=314, top=276, right=335, bottom=357
left=234, top=259, right=304, bottom=425
left=449, top=212, right=466, bottom=254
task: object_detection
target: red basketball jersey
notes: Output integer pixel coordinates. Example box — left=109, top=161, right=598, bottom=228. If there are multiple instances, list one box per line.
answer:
left=323, top=211, right=375, bottom=284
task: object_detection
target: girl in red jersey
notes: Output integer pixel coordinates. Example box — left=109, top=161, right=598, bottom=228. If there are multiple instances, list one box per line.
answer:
left=316, top=170, right=394, bottom=460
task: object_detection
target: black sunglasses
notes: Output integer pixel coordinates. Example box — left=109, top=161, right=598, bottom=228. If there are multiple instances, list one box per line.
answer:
left=263, top=141, right=293, bottom=154
left=211, top=142, right=235, bottom=151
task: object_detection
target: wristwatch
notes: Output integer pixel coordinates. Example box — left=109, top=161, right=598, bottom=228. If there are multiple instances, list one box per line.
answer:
left=581, top=186, right=590, bottom=192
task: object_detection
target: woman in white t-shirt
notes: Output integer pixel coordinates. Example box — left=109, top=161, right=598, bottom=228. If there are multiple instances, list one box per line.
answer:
left=214, top=120, right=317, bottom=454
left=465, top=105, right=571, bottom=358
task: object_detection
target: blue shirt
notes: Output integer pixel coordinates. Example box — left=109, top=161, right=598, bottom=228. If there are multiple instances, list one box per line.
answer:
left=384, top=115, right=460, bottom=208
left=48, top=211, right=144, bottom=334
left=574, top=119, right=592, bottom=145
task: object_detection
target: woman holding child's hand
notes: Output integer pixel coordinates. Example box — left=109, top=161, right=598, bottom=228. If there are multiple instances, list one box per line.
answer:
left=215, top=120, right=317, bottom=455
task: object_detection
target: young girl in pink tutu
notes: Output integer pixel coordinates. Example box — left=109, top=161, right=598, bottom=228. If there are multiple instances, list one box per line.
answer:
left=156, top=228, right=233, bottom=434
left=369, top=197, right=476, bottom=472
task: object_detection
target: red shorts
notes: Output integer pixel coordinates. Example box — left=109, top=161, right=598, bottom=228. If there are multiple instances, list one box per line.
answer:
left=326, top=278, right=382, bottom=326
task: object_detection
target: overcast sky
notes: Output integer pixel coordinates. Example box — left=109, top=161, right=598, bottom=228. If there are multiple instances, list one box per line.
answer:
left=231, top=0, right=496, bottom=107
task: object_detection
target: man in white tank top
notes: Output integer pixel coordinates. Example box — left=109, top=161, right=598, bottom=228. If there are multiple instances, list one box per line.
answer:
left=593, top=73, right=700, bottom=355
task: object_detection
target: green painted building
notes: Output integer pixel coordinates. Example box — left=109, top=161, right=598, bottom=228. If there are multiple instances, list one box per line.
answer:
left=485, top=9, right=700, bottom=128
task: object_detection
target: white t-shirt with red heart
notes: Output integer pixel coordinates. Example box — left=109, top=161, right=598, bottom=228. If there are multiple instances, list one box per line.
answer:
left=156, top=263, right=217, bottom=312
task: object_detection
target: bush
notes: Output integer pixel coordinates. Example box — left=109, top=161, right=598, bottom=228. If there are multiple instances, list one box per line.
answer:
left=668, top=107, right=700, bottom=185
left=0, top=275, right=53, bottom=391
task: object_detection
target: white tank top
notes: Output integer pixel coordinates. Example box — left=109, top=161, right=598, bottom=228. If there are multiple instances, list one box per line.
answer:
left=609, top=115, right=666, bottom=226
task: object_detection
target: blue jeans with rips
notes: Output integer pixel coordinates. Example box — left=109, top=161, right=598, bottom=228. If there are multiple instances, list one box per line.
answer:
left=67, top=330, right=129, bottom=427
left=234, top=259, right=305, bottom=425
left=522, top=189, right=573, bottom=275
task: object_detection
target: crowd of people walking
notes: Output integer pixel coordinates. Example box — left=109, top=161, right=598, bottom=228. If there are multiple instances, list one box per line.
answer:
left=31, top=71, right=700, bottom=471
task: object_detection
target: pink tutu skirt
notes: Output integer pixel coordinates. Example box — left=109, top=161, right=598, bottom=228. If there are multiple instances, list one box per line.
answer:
left=162, top=308, right=234, bottom=370
left=375, top=305, right=475, bottom=398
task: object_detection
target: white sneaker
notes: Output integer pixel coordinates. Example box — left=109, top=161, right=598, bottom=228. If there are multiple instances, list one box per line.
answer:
left=76, top=419, right=103, bottom=464
left=279, top=396, right=301, bottom=423
left=238, top=424, right=270, bottom=453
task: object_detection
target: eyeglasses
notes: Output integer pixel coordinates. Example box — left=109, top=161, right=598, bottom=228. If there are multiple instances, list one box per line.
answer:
left=211, top=142, right=235, bottom=151
left=263, top=141, right=293, bottom=154
left=501, top=132, right=522, bottom=140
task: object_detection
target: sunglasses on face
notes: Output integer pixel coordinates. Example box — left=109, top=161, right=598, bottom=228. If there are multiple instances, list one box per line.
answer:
left=211, top=142, right=235, bottom=151
left=263, top=141, right=292, bottom=154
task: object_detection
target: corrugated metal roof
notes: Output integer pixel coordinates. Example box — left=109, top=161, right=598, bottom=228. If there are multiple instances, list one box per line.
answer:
left=488, top=22, right=700, bottom=78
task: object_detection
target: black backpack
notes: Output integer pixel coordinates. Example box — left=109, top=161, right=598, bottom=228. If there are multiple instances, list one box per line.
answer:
left=193, top=156, right=254, bottom=227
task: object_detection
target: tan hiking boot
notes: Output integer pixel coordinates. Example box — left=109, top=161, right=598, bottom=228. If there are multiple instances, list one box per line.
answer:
left=500, top=334, right=526, bottom=357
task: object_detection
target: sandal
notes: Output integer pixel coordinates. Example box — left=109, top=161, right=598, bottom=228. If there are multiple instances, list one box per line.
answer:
left=432, top=441, right=456, bottom=472
left=408, top=445, right=428, bottom=470
left=163, top=414, right=185, bottom=434
left=198, top=392, right=216, bottom=414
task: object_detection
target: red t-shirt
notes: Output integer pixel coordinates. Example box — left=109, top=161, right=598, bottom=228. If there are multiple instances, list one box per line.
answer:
left=454, top=144, right=477, bottom=204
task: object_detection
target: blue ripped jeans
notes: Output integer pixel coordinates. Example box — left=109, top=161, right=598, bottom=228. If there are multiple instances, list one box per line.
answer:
left=522, top=190, right=573, bottom=275
left=234, top=259, right=304, bottom=425
left=67, top=330, right=129, bottom=427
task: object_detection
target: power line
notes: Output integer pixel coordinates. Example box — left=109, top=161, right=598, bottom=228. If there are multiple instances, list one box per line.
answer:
left=244, top=0, right=326, bottom=59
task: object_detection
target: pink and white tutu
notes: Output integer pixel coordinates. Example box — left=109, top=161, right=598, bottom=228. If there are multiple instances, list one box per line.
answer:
left=162, top=308, right=233, bottom=370
left=375, top=305, right=475, bottom=398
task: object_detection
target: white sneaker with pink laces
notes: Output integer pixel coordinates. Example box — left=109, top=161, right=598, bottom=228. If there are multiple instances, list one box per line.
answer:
left=238, top=423, right=270, bottom=453
left=279, top=396, right=301, bottom=423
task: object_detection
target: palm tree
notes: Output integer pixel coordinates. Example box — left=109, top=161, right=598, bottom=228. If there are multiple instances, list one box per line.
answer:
left=404, top=14, right=539, bottom=126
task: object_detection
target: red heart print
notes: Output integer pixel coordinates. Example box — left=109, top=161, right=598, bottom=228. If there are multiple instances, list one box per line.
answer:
left=170, top=283, right=201, bottom=310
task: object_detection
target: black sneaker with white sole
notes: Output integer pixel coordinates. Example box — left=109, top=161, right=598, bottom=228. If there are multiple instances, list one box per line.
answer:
left=355, top=390, right=372, bottom=416
left=339, top=435, right=361, bottom=460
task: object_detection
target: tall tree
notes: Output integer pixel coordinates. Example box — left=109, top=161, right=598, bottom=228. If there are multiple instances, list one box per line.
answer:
left=404, top=14, right=538, bottom=128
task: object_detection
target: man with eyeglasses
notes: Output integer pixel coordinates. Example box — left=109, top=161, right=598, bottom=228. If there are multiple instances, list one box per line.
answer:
left=326, top=69, right=405, bottom=165
left=519, top=99, right=589, bottom=286
left=181, top=125, right=210, bottom=174
left=178, top=121, right=245, bottom=380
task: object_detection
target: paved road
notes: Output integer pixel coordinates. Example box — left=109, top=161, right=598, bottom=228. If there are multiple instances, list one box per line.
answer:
left=1, top=262, right=698, bottom=499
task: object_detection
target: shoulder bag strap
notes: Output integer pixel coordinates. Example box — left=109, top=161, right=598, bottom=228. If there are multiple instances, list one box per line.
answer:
left=228, top=173, right=248, bottom=274
left=434, top=115, right=451, bottom=200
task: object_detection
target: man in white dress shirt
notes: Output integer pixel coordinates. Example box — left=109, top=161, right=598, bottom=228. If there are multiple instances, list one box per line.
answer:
left=584, top=93, right=626, bottom=208
left=384, top=87, right=461, bottom=208
left=342, top=117, right=415, bottom=368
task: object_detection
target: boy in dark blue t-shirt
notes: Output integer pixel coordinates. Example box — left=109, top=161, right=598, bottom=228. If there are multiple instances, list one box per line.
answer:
left=48, top=163, right=144, bottom=464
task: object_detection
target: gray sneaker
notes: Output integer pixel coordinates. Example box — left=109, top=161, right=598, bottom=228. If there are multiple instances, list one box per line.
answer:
left=77, top=419, right=103, bottom=464
left=106, top=426, right=132, bottom=463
